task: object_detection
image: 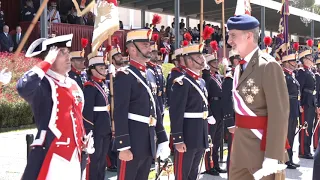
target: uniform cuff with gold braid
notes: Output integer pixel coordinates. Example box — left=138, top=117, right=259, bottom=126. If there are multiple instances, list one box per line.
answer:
left=115, top=134, right=131, bottom=150
left=172, top=132, right=184, bottom=144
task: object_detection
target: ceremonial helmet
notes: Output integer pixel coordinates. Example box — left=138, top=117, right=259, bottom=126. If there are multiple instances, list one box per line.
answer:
left=69, top=38, right=88, bottom=60
left=25, top=34, right=73, bottom=58
left=281, top=42, right=299, bottom=64
left=298, top=39, right=314, bottom=63
left=205, top=40, right=219, bottom=64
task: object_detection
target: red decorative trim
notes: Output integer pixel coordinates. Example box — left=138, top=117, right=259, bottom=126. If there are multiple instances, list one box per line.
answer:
left=119, top=160, right=126, bottom=180
left=130, top=60, right=146, bottom=71
left=84, top=82, right=94, bottom=87
left=171, top=67, right=181, bottom=73
left=147, top=61, right=157, bottom=68
left=106, top=155, right=111, bottom=168
left=91, top=76, right=104, bottom=83
left=71, top=66, right=81, bottom=75
left=185, top=68, right=200, bottom=80
left=36, top=61, right=51, bottom=73
left=315, top=127, right=319, bottom=149
left=178, top=152, right=183, bottom=180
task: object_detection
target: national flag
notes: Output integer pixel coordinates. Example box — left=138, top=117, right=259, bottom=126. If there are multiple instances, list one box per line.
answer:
left=91, top=0, right=120, bottom=54
left=235, top=0, right=252, bottom=16
left=276, top=0, right=290, bottom=55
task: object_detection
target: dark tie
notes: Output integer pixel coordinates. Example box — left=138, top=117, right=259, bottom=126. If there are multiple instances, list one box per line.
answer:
left=239, top=59, right=246, bottom=76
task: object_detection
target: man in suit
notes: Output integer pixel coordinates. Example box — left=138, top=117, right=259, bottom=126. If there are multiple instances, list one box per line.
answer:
left=21, top=0, right=35, bottom=22
left=227, top=15, right=289, bottom=180
left=0, top=25, right=14, bottom=52
left=13, top=26, right=25, bottom=52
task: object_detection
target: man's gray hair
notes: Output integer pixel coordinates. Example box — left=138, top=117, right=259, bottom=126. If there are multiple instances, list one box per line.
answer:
left=244, top=27, right=259, bottom=44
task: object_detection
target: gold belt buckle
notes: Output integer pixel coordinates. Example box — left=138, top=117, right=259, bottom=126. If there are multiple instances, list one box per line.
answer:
left=149, top=115, right=156, bottom=126
left=313, top=91, right=317, bottom=95
left=298, top=96, right=300, bottom=101
left=203, top=111, right=208, bottom=120
left=107, top=105, right=110, bottom=111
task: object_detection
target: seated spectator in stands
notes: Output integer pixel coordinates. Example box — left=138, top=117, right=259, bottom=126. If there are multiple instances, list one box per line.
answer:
left=144, top=23, right=149, bottom=29
left=0, top=25, right=13, bottom=52
left=119, top=21, right=123, bottom=29
left=85, top=12, right=94, bottom=26
left=67, top=7, right=80, bottom=24
left=47, top=1, right=61, bottom=23
left=22, top=0, right=35, bottom=22
left=13, top=26, right=25, bottom=51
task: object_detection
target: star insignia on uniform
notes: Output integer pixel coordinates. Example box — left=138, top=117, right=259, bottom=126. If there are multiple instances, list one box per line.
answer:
left=251, top=85, right=259, bottom=95
left=245, top=95, right=254, bottom=104
left=242, top=87, right=248, bottom=94
left=247, top=78, right=254, bottom=87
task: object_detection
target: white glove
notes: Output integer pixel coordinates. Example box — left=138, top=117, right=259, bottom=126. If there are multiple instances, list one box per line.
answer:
left=108, top=64, right=116, bottom=76
left=84, top=130, right=95, bottom=154
left=253, top=158, right=287, bottom=180
left=207, top=116, right=216, bottom=125
left=156, top=141, right=170, bottom=160
left=0, top=68, right=12, bottom=85
left=44, top=46, right=60, bottom=64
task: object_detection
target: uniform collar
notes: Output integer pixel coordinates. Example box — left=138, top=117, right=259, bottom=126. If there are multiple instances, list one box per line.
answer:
left=283, top=67, right=293, bottom=75
left=71, top=66, right=81, bottom=75
left=180, top=65, right=187, bottom=70
left=147, top=61, right=157, bottom=68
left=303, top=65, right=311, bottom=70
left=91, top=76, right=104, bottom=83
left=186, top=68, right=200, bottom=80
left=243, top=46, right=259, bottom=63
left=47, top=69, right=68, bottom=83
left=130, top=59, right=146, bottom=71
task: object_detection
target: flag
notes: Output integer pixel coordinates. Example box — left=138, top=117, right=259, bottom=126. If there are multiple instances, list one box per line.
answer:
left=91, top=0, right=120, bottom=54
left=235, top=0, right=251, bottom=16
left=276, top=0, right=290, bottom=56
left=215, top=0, right=224, bottom=4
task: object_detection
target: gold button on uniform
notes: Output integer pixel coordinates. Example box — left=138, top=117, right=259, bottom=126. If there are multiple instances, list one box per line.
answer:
left=119, top=141, right=122, bottom=144
left=179, top=136, right=181, bottom=139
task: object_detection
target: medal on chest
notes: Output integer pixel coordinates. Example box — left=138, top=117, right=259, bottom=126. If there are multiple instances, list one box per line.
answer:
left=72, top=90, right=83, bottom=106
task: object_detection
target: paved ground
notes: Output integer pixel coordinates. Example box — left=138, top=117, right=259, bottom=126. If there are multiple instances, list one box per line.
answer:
left=0, top=128, right=314, bottom=180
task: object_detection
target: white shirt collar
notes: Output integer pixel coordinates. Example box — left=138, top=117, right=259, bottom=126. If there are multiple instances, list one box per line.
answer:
left=47, top=69, right=68, bottom=83
left=244, top=46, right=259, bottom=63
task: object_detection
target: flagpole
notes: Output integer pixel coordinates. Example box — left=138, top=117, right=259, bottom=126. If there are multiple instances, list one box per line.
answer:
left=200, top=0, right=203, bottom=42
left=108, top=36, right=115, bottom=139
left=222, top=1, right=226, bottom=58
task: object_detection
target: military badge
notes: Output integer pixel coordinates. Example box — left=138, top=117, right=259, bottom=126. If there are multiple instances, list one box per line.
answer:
left=245, top=95, right=254, bottom=104
left=72, top=90, right=83, bottom=105
left=150, top=82, right=157, bottom=95
left=242, top=78, right=259, bottom=104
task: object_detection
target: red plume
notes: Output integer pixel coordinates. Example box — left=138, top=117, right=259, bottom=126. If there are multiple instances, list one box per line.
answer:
left=106, top=0, right=117, bottom=6
left=293, top=42, right=299, bottom=51
left=81, top=38, right=88, bottom=48
left=183, top=40, right=189, bottom=47
left=113, top=37, right=119, bottom=45
left=307, top=39, right=314, bottom=47
left=210, top=41, right=218, bottom=52
left=202, top=26, right=214, bottom=41
left=106, top=44, right=112, bottom=53
left=184, top=32, right=192, bottom=42
left=160, top=48, right=166, bottom=54
left=152, top=34, right=159, bottom=42
left=263, top=36, right=272, bottom=46
left=152, top=14, right=161, bottom=25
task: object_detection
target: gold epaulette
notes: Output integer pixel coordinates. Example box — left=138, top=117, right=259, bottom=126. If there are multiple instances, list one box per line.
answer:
left=173, top=75, right=184, bottom=86
left=117, top=67, right=129, bottom=75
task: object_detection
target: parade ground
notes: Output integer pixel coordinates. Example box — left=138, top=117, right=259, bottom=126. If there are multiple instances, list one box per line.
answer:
left=0, top=110, right=314, bottom=180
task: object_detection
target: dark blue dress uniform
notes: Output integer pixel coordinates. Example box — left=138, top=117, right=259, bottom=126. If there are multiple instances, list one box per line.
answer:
left=147, top=61, right=166, bottom=118
left=166, top=66, right=185, bottom=107
left=83, top=71, right=112, bottom=180
left=170, top=68, right=210, bottom=180
left=283, top=67, right=300, bottom=167
left=314, top=72, right=320, bottom=150
left=21, top=5, right=35, bottom=21
left=314, top=68, right=320, bottom=179
left=114, top=60, right=168, bottom=180
left=296, top=62, right=316, bottom=158
left=68, top=67, right=86, bottom=90
left=221, top=70, right=235, bottom=173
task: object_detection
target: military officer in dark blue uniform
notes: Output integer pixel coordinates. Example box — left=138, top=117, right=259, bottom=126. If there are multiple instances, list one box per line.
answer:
left=296, top=47, right=316, bottom=159
left=82, top=52, right=112, bottom=180
left=282, top=52, right=301, bottom=169
left=69, top=50, right=87, bottom=89
left=203, top=49, right=227, bottom=176
left=113, top=29, right=170, bottom=180
left=21, top=0, right=35, bottom=22
left=106, top=45, right=123, bottom=172
left=170, top=42, right=213, bottom=180
left=147, top=42, right=166, bottom=120
left=221, top=49, right=240, bottom=174
left=314, top=59, right=320, bottom=152
left=313, top=58, right=320, bottom=179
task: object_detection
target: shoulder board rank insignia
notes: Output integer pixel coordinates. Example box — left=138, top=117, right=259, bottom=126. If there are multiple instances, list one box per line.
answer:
left=84, top=81, right=95, bottom=87
left=173, top=75, right=184, bottom=86
left=116, top=67, right=129, bottom=75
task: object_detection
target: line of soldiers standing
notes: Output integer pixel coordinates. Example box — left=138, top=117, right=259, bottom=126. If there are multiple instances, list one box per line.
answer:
left=17, top=13, right=320, bottom=180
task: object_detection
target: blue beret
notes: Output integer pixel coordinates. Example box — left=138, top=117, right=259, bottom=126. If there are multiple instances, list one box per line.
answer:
left=227, top=15, right=260, bottom=30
